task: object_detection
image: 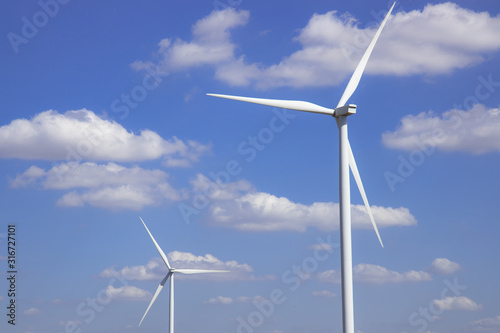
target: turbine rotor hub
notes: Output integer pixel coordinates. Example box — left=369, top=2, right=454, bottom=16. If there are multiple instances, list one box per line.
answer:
left=334, top=104, right=357, bottom=117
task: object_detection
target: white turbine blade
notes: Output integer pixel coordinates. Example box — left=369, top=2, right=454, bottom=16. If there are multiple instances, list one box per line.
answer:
left=347, top=141, right=384, bottom=248
left=174, top=269, right=229, bottom=275
left=207, top=93, right=335, bottom=116
left=140, top=217, right=171, bottom=270
left=336, top=2, right=395, bottom=108
left=139, top=274, right=170, bottom=326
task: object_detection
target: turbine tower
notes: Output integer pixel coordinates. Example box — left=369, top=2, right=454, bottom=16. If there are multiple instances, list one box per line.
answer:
left=207, top=4, right=395, bottom=333
left=138, top=217, right=229, bottom=332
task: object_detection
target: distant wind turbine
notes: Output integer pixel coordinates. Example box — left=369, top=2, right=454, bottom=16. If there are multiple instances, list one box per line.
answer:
left=138, top=217, right=229, bottom=332
left=207, top=3, right=395, bottom=333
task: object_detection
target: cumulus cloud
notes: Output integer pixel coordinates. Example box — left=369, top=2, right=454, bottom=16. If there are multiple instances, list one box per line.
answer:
left=318, top=263, right=431, bottom=284
left=433, top=296, right=482, bottom=311
left=100, top=258, right=163, bottom=281
left=0, top=109, right=210, bottom=165
left=318, top=258, right=461, bottom=284
left=132, top=9, right=249, bottom=72
left=105, top=285, right=151, bottom=301
left=469, top=315, right=500, bottom=332
left=189, top=174, right=416, bottom=232
left=366, top=3, right=500, bottom=76
left=427, top=258, right=461, bottom=275
left=100, top=251, right=273, bottom=281
left=353, top=263, right=432, bottom=284
left=10, top=162, right=183, bottom=210
left=136, top=4, right=500, bottom=88
left=382, top=104, right=500, bottom=154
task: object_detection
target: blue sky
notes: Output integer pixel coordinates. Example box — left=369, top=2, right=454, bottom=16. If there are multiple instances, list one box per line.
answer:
left=1, top=1, right=500, bottom=333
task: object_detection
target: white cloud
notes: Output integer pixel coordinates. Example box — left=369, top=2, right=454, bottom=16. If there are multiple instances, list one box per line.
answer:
left=382, top=104, right=500, bottom=154
left=191, top=174, right=416, bottom=232
left=23, top=307, right=41, bottom=315
left=137, top=4, right=500, bottom=88
left=318, top=263, right=431, bottom=284
left=10, top=162, right=184, bottom=210
left=100, top=258, right=163, bottom=281
left=0, top=109, right=210, bottom=165
left=433, top=296, right=482, bottom=311
left=105, top=285, right=151, bottom=301
left=100, top=251, right=272, bottom=281
left=57, top=186, right=159, bottom=210
left=366, top=3, right=500, bottom=76
left=427, top=258, right=461, bottom=275
left=205, top=296, right=234, bottom=305
left=470, top=315, right=500, bottom=332
left=312, top=290, right=337, bottom=298
left=163, top=140, right=212, bottom=168
left=132, top=9, right=249, bottom=72
left=354, top=263, right=432, bottom=284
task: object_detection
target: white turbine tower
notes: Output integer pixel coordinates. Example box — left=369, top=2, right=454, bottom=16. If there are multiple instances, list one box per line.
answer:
left=207, top=3, right=395, bottom=333
left=138, top=217, right=229, bottom=332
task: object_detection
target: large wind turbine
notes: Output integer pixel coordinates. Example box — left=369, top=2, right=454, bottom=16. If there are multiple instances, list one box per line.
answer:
left=207, top=3, right=395, bottom=333
left=138, top=217, right=229, bottom=332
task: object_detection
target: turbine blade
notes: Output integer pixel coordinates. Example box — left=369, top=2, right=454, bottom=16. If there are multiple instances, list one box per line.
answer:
left=347, top=141, right=384, bottom=248
left=139, top=274, right=170, bottom=326
left=174, top=269, right=230, bottom=275
left=336, top=2, right=395, bottom=108
left=140, top=217, right=171, bottom=270
left=207, top=93, right=335, bottom=116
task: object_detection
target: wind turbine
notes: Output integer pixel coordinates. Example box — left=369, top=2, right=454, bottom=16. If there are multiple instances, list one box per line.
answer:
left=138, top=217, right=229, bottom=332
left=207, top=3, right=395, bottom=333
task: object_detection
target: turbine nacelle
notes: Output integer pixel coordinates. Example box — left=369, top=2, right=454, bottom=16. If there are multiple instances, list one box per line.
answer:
left=334, top=104, right=357, bottom=117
